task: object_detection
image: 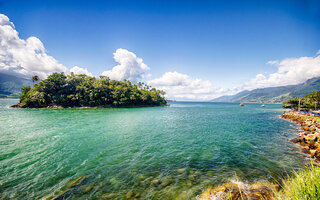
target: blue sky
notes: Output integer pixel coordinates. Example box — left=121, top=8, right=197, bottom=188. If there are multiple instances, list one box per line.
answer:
left=0, top=0, right=320, bottom=99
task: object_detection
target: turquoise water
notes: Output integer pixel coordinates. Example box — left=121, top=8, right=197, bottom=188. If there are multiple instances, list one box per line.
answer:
left=0, top=99, right=305, bottom=199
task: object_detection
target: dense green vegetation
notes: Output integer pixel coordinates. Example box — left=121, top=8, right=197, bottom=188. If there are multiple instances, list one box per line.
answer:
left=282, top=91, right=320, bottom=110
left=276, top=164, right=320, bottom=200
left=18, top=72, right=167, bottom=108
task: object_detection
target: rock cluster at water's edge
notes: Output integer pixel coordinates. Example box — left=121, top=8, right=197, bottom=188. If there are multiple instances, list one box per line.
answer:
left=281, top=111, right=320, bottom=162
left=197, top=181, right=277, bottom=200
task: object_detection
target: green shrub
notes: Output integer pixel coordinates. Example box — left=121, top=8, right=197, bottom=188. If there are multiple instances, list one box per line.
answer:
left=283, top=91, right=320, bottom=110
left=276, top=164, right=320, bottom=200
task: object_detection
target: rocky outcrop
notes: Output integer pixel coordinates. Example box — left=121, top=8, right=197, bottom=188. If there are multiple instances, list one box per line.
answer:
left=281, top=111, right=320, bottom=162
left=197, top=181, right=277, bottom=200
left=10, top=103, right=64, bottom=108
left=10, top=102, right=26, bottom=108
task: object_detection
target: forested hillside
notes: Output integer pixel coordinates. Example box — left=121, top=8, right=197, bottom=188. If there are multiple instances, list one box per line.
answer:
left=0, top=73, right=32, bottom=98
left=212, top=77, right=320, bottom=103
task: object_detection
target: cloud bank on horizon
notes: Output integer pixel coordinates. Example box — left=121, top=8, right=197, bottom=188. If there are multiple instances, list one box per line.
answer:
left=0, top=13, right=320, bottom=100
left=146, top=52, right=320, bottom=100
left=241, top=54, right=320, bottom=90
left=147, top=71, right=235, bottom=100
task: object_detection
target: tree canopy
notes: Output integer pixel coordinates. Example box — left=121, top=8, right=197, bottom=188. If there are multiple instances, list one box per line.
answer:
left=283, top=91, right=320, bottom=110
left=19, top=73, right=167, bottom=108
left=31, top=75, right=40, bottom=83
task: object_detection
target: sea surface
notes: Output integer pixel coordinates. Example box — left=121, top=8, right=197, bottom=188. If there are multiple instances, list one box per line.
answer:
left=0, top=99, right=306, bottom=199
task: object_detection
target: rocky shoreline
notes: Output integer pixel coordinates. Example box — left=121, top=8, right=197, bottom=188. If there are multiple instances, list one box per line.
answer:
left=281, top=111, right=320, bottom=162
left=197, top=110, right=320, bottom=200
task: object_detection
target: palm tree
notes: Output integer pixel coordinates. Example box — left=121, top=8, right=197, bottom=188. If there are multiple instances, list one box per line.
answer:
left=31, top=75, right=40, bottom=83
left=298, top=97, right=303, bottom=111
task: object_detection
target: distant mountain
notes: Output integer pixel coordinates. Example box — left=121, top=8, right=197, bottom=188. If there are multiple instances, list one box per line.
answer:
left=0, top=73, right=32, bottom=98
left=212, top=77, right=320, bottom=103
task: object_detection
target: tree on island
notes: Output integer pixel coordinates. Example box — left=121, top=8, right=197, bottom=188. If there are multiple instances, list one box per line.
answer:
left=18, top=72, right=167, bottom=108
left=283, top=98, right=300, bottom=110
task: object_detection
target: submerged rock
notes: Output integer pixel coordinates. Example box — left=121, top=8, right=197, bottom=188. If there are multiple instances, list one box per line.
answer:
left=126, top=191, right=134, bottom=199
left=188, top=175, right=196, bottom=181
left=102, top=192, right=116, bottom=199
left=109, top=177, right=119, bottom=185
left=53, top=175, right=90, bottom=200
left=68, top=176, right=89, bottom=188
left=186, top=181, right=193, bottom=186
left=159, top=177, right=174, bottom=189
left=151, top=179, right=160, bottom=186
left=137, top=174, right=146, bottom=180
left=177, top=168, right=186, bottom=174
left=125, top=190, right=140, bottom=199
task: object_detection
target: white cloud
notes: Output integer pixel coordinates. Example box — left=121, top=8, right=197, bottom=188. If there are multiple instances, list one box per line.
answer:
left=148, top=51, right=320, bottom=100
left=2, top=13, right=319, bottom=101
left=148, top=71, right=234, bottom=100
left=70, top=66, right=93, bottom=76
left=101, top=48, right=149, bottom=82
left=242, top=52, right=320, bottom=90
left=0, top=14, right=67, bottom=78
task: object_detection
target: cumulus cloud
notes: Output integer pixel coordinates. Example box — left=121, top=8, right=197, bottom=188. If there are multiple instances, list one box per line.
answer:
left=101, top=48, right=149, bottom=82
left=148, top=71, right=234, bottom=100
left=70, top=66, right=93, bottom=76
left=0, top=14, right=67, bottom=78
left=242, top=52, right=320, bottom=90
left=148, top=51, right=320, bottom=100
left=2, top=13, right=319, bottom=101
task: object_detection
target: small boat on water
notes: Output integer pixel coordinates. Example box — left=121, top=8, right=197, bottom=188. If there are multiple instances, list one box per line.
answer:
left=261, top=104, right=265, bottom=107
left=240, top=103, right=245, bottom=106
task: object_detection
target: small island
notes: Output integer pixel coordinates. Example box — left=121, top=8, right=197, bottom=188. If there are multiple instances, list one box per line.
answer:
left=12, top=73, right=167, bottom=108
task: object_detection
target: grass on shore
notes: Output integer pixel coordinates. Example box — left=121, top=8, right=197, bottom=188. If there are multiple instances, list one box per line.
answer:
left=276, top=163, right=320, bottom=200
left=313, top=117, right=320, bottom=122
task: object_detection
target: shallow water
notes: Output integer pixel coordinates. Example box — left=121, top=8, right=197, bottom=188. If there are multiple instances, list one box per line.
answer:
left=0, top=99, right=305, bottom=199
